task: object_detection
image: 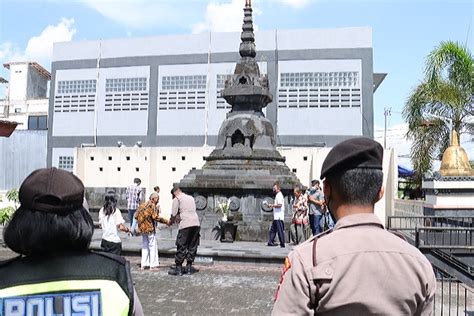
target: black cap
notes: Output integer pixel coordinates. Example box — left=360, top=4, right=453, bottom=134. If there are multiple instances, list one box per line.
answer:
left=320, top=137, right=383, bottom=179
left=19, top=167, right=85, bottom=214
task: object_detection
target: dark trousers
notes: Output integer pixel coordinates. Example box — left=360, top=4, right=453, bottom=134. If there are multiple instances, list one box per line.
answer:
left=309, top=214, right=323, bottom=236
left=268, top=220, right=285, bottom=247
left=128, top=209, right=136, bottom=223
left=101, top=239, right=122, bottom=255
left=175, top=226, right=201, bottom=266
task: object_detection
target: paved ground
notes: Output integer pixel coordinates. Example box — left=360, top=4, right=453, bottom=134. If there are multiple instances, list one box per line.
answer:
left=0, top=239, right=282, bottom=315
left=130, top=257, right=280, bottom=315
left=90, top=228, right=293, bottom=265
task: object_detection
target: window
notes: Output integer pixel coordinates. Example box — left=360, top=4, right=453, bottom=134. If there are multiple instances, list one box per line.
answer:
left=159, top=75, right=207, bottom=111
left=216, top=74, right=232, bottom=90
left=28, top=115, right=47, bottom=130
left=105, top=77, right=147, bottom=92
left=278, top=72, right=361, bottom=109
left=55, top=80, right=96, bottom=113
left=57, top=80, right=96, bottom=94
left=58, top=156, right=74, bottom=171
left=280, top=72, right=358, bottom=88
left=162, top=75, right=206, bottom=90
left=104, top=77, right=149, bottom=112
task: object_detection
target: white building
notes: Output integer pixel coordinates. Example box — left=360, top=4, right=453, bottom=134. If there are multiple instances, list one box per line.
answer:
left=48, top=27, right=386, bottom=171
left=0, top=62, right=50, bottom=130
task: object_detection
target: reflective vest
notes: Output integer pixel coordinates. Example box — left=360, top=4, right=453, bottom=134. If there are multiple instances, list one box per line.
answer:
left=0, top=251, right=133, bottom=316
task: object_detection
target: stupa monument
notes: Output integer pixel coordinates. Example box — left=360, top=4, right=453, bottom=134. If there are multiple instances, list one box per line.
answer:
left=423, top=130, right=474, bottom=216
left=178, top=0, right=300, bottom=241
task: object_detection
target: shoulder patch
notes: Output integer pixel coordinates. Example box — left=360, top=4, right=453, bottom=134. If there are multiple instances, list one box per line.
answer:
left=274, top=256, right=292, bottom=302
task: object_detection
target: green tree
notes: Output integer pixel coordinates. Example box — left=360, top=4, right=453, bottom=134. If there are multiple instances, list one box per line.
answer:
left=403, top=41, right=474, bottom=183
left=0, top=188, right=19, bottom=225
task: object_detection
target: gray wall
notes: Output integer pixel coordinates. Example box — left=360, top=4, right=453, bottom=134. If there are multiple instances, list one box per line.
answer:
left=27, top=65, right=48, bottom=99
left=0, top=130, right=47, bottom=190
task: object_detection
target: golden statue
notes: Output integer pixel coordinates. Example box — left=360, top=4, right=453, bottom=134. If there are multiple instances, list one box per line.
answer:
left=439, top=130, right=473, bottom=176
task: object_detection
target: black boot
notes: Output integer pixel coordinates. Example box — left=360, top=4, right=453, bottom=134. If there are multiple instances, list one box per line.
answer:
left=186, top=263, right=199, bottom=275
left=168, top=265, right=183, bottom=276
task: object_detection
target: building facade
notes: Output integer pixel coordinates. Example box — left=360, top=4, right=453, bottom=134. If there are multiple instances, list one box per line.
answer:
left=48, top=27, right=384, bottom=171
left=0, top=62, right=50, bottom=130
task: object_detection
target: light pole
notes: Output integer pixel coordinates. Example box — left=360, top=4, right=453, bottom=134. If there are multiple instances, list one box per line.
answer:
left=384, top=106, right=391, bottom=149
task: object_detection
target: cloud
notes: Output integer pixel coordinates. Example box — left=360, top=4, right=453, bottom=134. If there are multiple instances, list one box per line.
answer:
left=1, top=18, right=76, bottom=65
left=81, top=0, right=181, bottom=29
left=278, top=0, right=312, bottom=8
left=192, top=0, right=259, bottom=34
left=0, top=42, right=15, bottom=61
left=24, top=18, right=76, bottom=61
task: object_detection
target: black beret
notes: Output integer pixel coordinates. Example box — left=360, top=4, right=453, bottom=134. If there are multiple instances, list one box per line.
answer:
left=320, top=137, right=383, bottom=179
left=19, top=167, right=85, bottom=214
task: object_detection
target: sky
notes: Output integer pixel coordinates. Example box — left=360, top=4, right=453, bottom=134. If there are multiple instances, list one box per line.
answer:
left=0, top=0, right=472, bottom=164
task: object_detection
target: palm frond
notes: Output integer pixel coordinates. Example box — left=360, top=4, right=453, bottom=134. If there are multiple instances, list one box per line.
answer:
left=425, top=41, right=474, bottom=92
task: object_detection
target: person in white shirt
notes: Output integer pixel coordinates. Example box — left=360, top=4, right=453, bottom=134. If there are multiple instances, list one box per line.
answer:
left=267, top=182, right=286, bottom=248
left=99, top=192, right=130, bottom=255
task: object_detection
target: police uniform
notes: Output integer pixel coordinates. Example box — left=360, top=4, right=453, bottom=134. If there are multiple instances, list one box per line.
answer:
left=272, top=138, right=436, bottom=315
left=0, top=167, right=143, bottom=316
left=0, top=251, right=136, bottom=316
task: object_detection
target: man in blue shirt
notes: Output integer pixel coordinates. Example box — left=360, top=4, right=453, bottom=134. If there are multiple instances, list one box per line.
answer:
left=307, top=180, right=324, bottom=235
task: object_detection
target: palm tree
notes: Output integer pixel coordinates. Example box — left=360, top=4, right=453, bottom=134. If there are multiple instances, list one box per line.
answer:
left=403, top=41, right=473, bottom=182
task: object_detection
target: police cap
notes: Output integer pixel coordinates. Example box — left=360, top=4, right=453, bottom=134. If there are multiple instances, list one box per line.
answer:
left=320, top=137, right=383, bottom=179
left=19, top=167, right=85, bottom=214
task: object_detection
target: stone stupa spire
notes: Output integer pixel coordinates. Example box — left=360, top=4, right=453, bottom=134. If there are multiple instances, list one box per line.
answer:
left=239, top=0, right=256, bottom=59
left=221, top=0, right=272, bottom=114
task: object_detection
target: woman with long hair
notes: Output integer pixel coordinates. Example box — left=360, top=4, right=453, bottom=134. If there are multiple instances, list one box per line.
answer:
left=0, top=168, right=143, bottom=315
left=99, top=191, right=130, bottom=255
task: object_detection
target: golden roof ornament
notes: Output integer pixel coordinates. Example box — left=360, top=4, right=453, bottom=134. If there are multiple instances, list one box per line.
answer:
left=245, top=0, right=251, bottom=8
left=439, top=130, right=474, bottom=176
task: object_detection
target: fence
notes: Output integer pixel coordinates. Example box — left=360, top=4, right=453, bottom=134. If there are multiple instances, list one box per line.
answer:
left=388, top=215, right=473, bottom=315
left=393, top=198, right=425, bottom=217
left=433, top=267, right=473, bottom=316
left=0, top=130, right=47, bottom=191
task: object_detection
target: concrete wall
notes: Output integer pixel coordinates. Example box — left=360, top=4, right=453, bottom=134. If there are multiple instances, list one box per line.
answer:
left=8, top=64, right=29, bottom=101
left=74, top=146, right=396, bottom=224
left=27, top=64, right=48, bottom=99
left=0, top=130, right=47, bottom=191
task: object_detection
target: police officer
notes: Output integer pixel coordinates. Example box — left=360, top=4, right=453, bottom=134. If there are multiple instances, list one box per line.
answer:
left=272, top=137, right=436, bottom=315
left=0, top=167, right=143, bottom=315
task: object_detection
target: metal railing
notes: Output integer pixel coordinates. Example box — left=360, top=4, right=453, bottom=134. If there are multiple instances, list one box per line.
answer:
left=388, top=216, right=473, bottom=232
left=414, top=227, right=473, bottom=251
left=433, top=267, right=473, bottom=316
left=388, top=215, right=473, bottom=314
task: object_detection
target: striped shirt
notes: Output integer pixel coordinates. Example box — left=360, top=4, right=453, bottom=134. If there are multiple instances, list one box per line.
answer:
left=126, top=184, right=142, bottom=210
